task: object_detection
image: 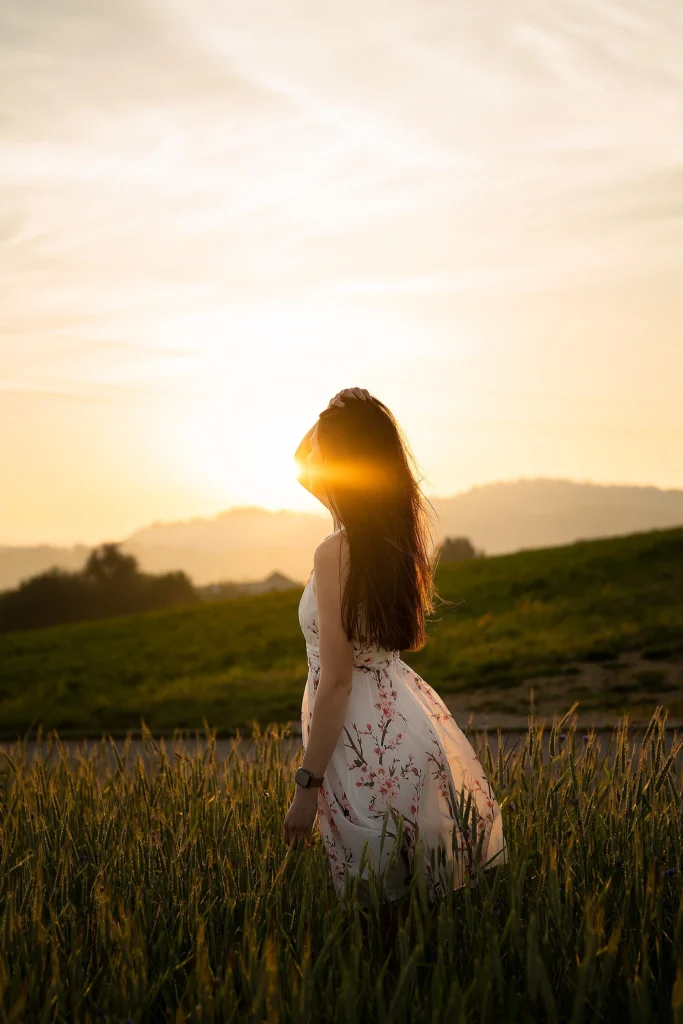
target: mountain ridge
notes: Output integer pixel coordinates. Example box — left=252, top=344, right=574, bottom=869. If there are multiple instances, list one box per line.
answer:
left=2, top=477, right=682, bottom=590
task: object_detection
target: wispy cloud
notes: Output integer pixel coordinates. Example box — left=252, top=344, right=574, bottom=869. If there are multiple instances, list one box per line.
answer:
left=1, top=0, right=682, bottom=393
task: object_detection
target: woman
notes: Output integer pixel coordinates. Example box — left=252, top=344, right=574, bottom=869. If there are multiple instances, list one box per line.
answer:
left=283, top=387, right=507, bottom=906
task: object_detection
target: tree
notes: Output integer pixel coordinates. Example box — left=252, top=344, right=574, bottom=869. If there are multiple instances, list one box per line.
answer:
left=82, top=543, right=139, bottom=585
left=438, top=536, right=484, bottom=564
left=0, top=542, right=199, bottom=632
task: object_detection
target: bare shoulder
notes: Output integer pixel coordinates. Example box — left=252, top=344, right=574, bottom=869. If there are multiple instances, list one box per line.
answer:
left=313, top=531, right=350, bottom=576
left=314, top=530, right=349, bottom=556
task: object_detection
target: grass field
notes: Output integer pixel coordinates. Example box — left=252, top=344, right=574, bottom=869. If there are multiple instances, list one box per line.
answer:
left=0, top=706, right=681, bottom=1020
left=0, top=525, right=681, bottom=737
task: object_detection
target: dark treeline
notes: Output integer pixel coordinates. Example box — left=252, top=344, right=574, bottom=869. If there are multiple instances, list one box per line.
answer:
left=0, top=535, right=481, bottom=635
left=0, top=543, right=199, bottom=633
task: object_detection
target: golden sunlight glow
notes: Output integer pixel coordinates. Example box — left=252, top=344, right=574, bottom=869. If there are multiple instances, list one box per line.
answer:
left=306, top=458, right=397, bottom=496
left=1, top=0, right=682, bottom=545
left=166, top=407, right=309, bottom=511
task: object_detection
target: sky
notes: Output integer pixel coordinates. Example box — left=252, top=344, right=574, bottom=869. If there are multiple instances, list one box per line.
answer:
left=1, top=0, right=682, bottom=545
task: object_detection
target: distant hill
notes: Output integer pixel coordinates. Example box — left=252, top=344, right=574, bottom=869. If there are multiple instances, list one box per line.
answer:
left=0, top=524, right=681, bottom=736
left=1, top=478, right=682, bottom=590
left=0, top=544, right=92, bottom=592
left=196, top=571, right=301, bottom=602
left=433, top=478, right=683, bottom=555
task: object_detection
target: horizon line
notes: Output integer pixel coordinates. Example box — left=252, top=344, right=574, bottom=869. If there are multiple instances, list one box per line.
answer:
left=2, top=474, right=682, bottom=550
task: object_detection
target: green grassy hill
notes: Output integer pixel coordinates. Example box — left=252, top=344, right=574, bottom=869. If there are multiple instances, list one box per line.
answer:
left=1, top=525, right=681, bottom=737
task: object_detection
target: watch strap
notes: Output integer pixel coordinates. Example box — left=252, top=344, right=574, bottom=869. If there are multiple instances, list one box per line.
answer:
left=295, top=766, right=324, bottom=788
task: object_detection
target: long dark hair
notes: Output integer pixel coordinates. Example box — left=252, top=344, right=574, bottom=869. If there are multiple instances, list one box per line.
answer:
left=316, top=394, right=445, bottom=653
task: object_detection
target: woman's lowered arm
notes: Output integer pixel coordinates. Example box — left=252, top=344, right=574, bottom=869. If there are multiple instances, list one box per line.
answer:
left=300, top=537, right=355, bottom=779
left=282, top=535, right=354, bottom=847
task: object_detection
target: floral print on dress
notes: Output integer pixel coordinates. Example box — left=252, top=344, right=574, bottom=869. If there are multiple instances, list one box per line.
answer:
left=298, top=558, right=508, bottom=904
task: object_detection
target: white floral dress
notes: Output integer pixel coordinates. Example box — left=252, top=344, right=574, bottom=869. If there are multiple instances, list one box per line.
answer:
left=299, top=527, right=508, bottom=905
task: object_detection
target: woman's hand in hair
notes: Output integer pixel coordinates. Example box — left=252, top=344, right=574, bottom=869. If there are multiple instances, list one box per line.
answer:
left=323, top=387, right=373, bottom=412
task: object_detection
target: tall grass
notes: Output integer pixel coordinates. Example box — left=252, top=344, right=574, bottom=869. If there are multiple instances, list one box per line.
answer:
left=0, top=703, right=682, bottom=1021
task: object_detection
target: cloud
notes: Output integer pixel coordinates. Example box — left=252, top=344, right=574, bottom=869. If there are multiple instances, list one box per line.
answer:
left=1, top=0, right=682, bottom=396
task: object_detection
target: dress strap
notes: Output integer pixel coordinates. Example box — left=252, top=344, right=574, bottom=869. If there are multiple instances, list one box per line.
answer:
left=323, top=525, right=346, bottom=540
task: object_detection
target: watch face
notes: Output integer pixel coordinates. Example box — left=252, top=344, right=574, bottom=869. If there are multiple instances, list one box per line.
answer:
left=295, top=767, right=311, bottom=787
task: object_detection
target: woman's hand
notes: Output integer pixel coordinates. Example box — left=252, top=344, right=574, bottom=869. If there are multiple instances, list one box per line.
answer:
left=282, top=786, right=319, bottom=849
left=322, top=387, right=373, bottom=413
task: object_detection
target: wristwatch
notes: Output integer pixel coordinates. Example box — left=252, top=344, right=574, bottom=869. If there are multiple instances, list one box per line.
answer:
left=295, top=766, right=324, bottom=789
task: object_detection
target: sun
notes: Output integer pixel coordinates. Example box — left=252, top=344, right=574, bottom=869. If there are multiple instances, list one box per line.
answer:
left=148, top=299, right=407, bottom=513
left=165, top=397, right=318, bottom=513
